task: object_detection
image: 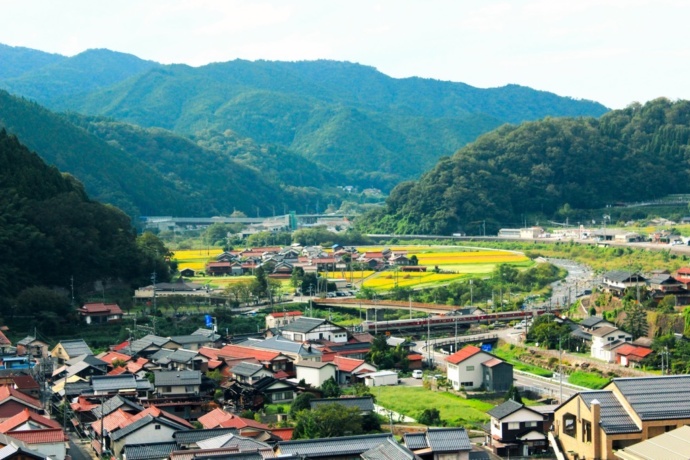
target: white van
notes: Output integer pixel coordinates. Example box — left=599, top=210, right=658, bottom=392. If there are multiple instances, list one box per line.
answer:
left=412, top=370, right=423, bottom=379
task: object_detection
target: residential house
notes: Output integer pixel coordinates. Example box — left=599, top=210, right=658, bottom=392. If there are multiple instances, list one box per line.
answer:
left=89, top=374, right=153, bottom=397
left=553, top=374, right=690, bottom=460
left=173, top=427, right=238, bottom=449
left=0, top=387, right=43, bottom=419
left=614, top=425, right=690, bottom=460
left=50, top=339, right=93, bottom=365
left=149, top=348, right=207, bottom=372
left=278, top=317, right=349, bottom=344
left=170, top=331, right=221, bottom=351
left=153, top=371, right=201, bottom=397
left=179, top=268, right=196, bottom=277
left=239, top=336, right=322, bottom=363
left=15, top=337, right=49, bottom=360
left=445, top=345, right=513, bottom=391
left=601, top=271, right=646, bottom=295
left=0, top=376, right=40, bottom=400
left=229, top=362, right=274, bottom=385
left=613, top=344, right=653, bottom=368
left=276, top=433, right=394, bottom=460
left=332, top=356, right=377, bottom=384
left=216, top=344, right=293, bottom=375
left=197, top=408, right=270, bottom=434
left=590, top=326, right=633, bottom=362
left=0, top=410, right=67, bottom=460
left=0, top=433, right=50, bottom=460
left=108, top=408, right=192, bottom=459
left=265, top=311, right=303, bottom=329
left=252, top=377, right=297, bottom=404
left=295, top=361, right=337, bottom=387
left=403, top=428, right=472, bottom=460
left=78, top=302, right=123, bottom=325
left=361, top=437, right=416, bottom=460
left=486, top=399, right=550, bottom=457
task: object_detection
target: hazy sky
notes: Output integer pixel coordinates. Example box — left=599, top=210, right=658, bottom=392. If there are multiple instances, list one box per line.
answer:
left=2, top=0, right=689, bottom=109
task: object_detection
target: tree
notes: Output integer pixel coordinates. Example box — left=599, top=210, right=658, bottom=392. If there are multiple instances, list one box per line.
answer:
left=504, top=385, right=523, bottom=404
left=409, top=254, right=419, bottom=266
left=320, top=377, right=341, bottom=398
left=621, top=303, right=649, bottom=339
left=292, top=404, right=363, bottom=439
left=290, top=392, right=316, bottom=417
left=417, top=408, right=443, bottom=426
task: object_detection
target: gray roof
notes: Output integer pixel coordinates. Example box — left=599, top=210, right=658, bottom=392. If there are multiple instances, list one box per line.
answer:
left=591, top=326, right=621, bottom=337
left=91, top=374, right=138, bottom=392
left=242, top=336, right=322, bottom=358
left=581, top=391, right=639, bottom=434
left=58, top=339, right=93, bottom=357
left=66, top=354, right=107, bottom=367
left=278, top=434, right=393, bottom=457
left=123, top=442, right=177, bottom=460
left=571, top=329, right=592, bottom=340
left=230, top=362, right=266, bottom=377
left=17, top=336, right=43, bottom=346
left=174, top=428, right=238, bottom=446
left=196, top=432, right=270, bottom=450
left=170, top=334, right=216, bottom=346
left=65, top=360, right=106, bottom=378
left=361, top=438, right=415, bottom=460
left=92, top=395, right=144, bottom=418
left=615, top=425, right=690, bottom=460
left=150, top=349, right=174, bottom=361
left=295, top=361, right=336, bottom=369
left=111, top=414, right=189, bottom=441
left=486, top=399, right=525, bottom=419
left=613, top=374, right=690, bottom=421
left=192, top=328, right=221, bottom=341
left=166, top=348, right=200, bottom=364
left=604, top=270, right=645, bottom=283
left=404, top=428, right=471, bottom=452
left=580, top=316, right=606, bottom=328
left=153, top=370, right=201, bottom=386
left=310, top=396, right=374, bottom=412
left=280, top=317, right=327, bottom=333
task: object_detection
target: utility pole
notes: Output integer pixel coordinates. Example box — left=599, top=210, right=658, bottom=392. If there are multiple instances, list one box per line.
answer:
left=559, top=336, right=563, bottom=403
left=151, top=271, right=157, bottom=315
left=427, top=314, right=432, bottom=368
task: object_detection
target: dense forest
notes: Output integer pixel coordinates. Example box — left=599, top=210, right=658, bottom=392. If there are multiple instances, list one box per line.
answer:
left=0, top=44, right=608, bottom=192
left=0, top=129, right=170, bottom=333
left=358, top=99, right=690, bottom=235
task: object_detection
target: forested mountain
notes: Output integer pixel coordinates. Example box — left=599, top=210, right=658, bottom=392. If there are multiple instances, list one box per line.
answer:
left=0, top=43, right=64, bottom=79
left=0, top=45, right=609, bottom=191
left=0, top=91, right=338, bottom=217
left=0, top=128, right=159, bottom=318
left=359, top=99, right=690, bottom=236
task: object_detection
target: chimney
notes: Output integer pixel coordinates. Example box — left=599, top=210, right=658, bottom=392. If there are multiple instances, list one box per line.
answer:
left=591, top=399, right=601, bottom=459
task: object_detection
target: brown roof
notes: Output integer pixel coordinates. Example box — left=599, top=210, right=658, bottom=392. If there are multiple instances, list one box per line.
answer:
left=6, top=428, right=67, bottom=444
left=481, top=357, right=505, bottom=368
left=0, top=385, right=42, bottom=409
left=79, top=302, right=123, bottom=316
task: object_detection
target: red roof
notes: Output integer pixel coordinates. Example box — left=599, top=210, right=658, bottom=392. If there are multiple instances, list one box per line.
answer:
left=0, top=385, right=42, bottom=409
left=79, top=302, right=123, bottom=315
left=0, top=331, right=10, bottom=346
left=112, top=340, right=130, bottom=352
left=333, top=356, right=366, bottom=373
left=98, top=351, right=132, bottom=365
left=126, top=357, right=149, bottom=373
left=107, top=367, right=128, bottom=376
left=407, top=354, right=423, bottom=361
left=268, top=311, right=303, bottom=318
left=676, top=267, right=690, bottom=275
left=615, top=344, right=653, bottom=359
left=71, top=396, right=98, bottom=413
left=198, top=408, right=268, bottom=430
left=0, top=408, right=61, bottom=432
left=198, top=346, right=221, bottom=360
left=6, top=428, right=67, bottom=444
left=8, top=375, right=39, bottom=390
left=270, top=427, right=294, bottom=440
left=217, top=345, right=283, bottom=363
left=446, top=345, right=483, bottom=365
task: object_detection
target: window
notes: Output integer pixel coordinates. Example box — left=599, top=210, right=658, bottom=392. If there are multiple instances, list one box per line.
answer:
left=526, top=421, right=539, bottom=428
left=563, top=413, right=576, bottom=437
left=154, top=424, right=161, bottom=430
left=460, top=381, right=473, bottom=387
left=466, top=365, right=475, bottom=371
left=582, top=420, right=592, bottom=443
left=508, top=422, right=520, bottom=430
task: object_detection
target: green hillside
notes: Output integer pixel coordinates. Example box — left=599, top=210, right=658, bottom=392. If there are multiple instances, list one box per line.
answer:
left=358, top=99, right=690, bottom=235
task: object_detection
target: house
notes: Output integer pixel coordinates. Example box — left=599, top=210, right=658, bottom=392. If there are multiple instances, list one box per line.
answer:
left=179, top=268, right=196, bottom=277
left=553, top=374, right=690, bottom=460
left=216, top=344, right=293, bottom=374
left=590, top=326, right=633, bottom=362
left=239, top=336, right=322, bottom=363
left=197, top=408, right=269, bottom=433
left=149, top=348, right=207, bottom=372
left=265, top=311, right=303, bottom=329
left=0, top=376, right=40, bottom=400
left=403, top=428, right=472, bottom=460
left=252, top=377, right=297, bottom=404
left=486, top=399, right=550, bottom=457
left=108, top=410, right=192, bottom=459
left=0, top=409, right=67, bottom=460
left=278, top=317, right=349, bottom=344
left=445, top=345, right=513, bottom=391
left=173, top=427, right=239, bottom=449
left=153, top=370, right=201, bottom=397
left=601, top=271, right=646, bottom=295
left=295, top=361, right=337, bottom=387
left=332, top=356, right=377, bottom=384
left=89, top=374, right=153, bottom=397
left=229, top=362, right=274, bottom=385
left=614, top=424, right=690, bottom=460
left=50, top=339, right=93, bottom=365
left=362, top=437, right=416, bottom=460
left=15, top=337, right=49, bottom=359
left=276, top=433, right=394, bottom=459
left=78, top=302, right=124, bottom=325
left=613, top=344, right=652, bottom=368
left=0, top=386, right=43, bottom=419
left=0, top=437, right=51, bottom=460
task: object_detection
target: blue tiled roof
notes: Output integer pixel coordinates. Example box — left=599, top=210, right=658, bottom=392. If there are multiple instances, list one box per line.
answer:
left=278, top=434, right=392, bottom=457
left=613, top=374, right=690, bottom=421
left=123, top=441, right=176, bottom=460
left=426, top=428, right=471, bottom=452
left=361, top=438, right=414, bottom=460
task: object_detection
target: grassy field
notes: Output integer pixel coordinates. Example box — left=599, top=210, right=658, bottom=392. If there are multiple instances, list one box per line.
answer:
left=492, top=344, right=554, bottom=377
left=568, top=371, right=610, bottom=389
left=373, top=386, right=493, bottom=428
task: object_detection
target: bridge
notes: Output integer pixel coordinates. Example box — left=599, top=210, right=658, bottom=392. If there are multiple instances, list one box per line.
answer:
left=311, top=298, right=456, bottom=315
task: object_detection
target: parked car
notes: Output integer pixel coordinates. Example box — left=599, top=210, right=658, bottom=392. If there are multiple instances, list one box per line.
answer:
left=412, top=370, right=423, bottom=379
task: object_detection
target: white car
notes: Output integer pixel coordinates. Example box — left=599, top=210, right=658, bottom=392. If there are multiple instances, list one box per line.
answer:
left=412, top=370, right=423, bottom=379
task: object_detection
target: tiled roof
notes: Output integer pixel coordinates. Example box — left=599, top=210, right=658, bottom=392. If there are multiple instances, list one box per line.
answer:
left=91, top=395, right=143, bottom=418
left=615, top=344, right=653, bottom=358
left=80, top=302, right=123, bottom=315
left=58, top=339, right=93, bottom=357
left=170, top=335, right=215, bottom=345
left=362, top=437, right=415, bottom=460
left=446, top=345, right=482, bottom=365
left=481, top=357, right=505, bottom=368
left=278, top=434, right=393, bottom=457
left=310, top=396, right=374, bottom=412
left=97, top=351, right=132, bottom=365
left=591, top=326, right=620, bottom=337
left=402, top=433, right=426, bottom=450
left=0, top=331, right=10, bottom=346
left=91, top=374, right=138, bottom=392
left=486, top=399, right=524, bottom=420
left=6, top=428, right=66, bottom=444
left=333, top=356, right=366, bottom=373
left=92, top=408, right=133, bottom=435
left=174, top=427, right=238, bottom=445
left=198, top=408, right=232, bottom=429
left=230, top=362, right=267, bottom=377
left=616, top=425, right=690, bottom=460
left=603, top=270, right=636, bottom=283
left=218, top=345, right=283, bottom=362
left=280, top=317, right=327, bottom=334
left=110, top=414, right=190, bottom=441
left=196, top=432, right=270, bottom=450
left=426, top=428, right=471, bottom=452
left=270, top=427, right=294, bottom=441
left=240, top=337, right=322, bottom=358
left=295, top=361, right=336, bottom=369
left=580, top=316, right=606, bottom=328
left=124, top=441, right=177, bottom=460
left=0, top=409, right=61, bottom=432
left=8, top=375, right=39, bottom=390
left=268, top=311, right=303, bottom=318
left=0, top=385, right=42, bottom=409
left=613, top=374, right=690, bottom=420
left=580, top=391, right=640, bottom=434
left=153, top=370, right=201, bottom=387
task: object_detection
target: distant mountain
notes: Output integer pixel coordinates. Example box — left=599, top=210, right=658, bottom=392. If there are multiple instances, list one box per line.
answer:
left=357, top=99, right=690, bottom=236
left=0, top=46, right=610, bottom=191
left=0, top=90, right=336, bottom=218
left=0, top=43, right=65, bottom=79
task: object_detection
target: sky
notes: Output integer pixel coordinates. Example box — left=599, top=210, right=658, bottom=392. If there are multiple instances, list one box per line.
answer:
left=2, top=0, right=689, bottom=109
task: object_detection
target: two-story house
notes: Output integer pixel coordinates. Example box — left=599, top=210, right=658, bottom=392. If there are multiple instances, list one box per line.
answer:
left=486, top=399, right=551, bottom=457
left=279, top=317, right=349, bottom=344
left=590, top=326, right=633, bottom=362
left=153, top=370, right=201, bottom=397
left=445, top=345, right=513, bottom=391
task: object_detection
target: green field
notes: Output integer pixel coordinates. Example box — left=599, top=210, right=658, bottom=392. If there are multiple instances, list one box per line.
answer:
left=373, top=386, right=493, bottom=428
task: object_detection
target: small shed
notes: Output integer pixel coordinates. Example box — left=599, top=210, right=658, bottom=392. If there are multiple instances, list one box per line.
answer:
left=364, top=370, right=398, bottom=387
